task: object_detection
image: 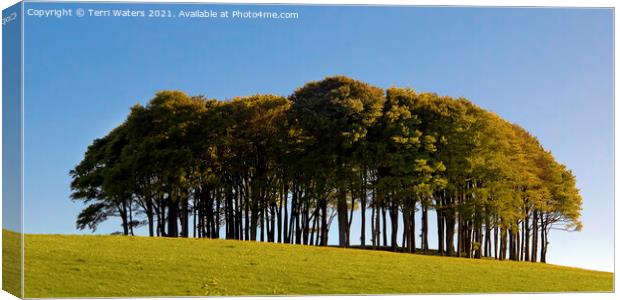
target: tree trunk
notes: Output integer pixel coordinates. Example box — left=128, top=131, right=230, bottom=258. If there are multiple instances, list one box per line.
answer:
left=347, top=193, right=354, bottom=246
left=236, top=188, right=243, bottom=240
left=337, top=189, right=348, bottom=247
left=411, top=209, right=416, bottom=253
left=494, top=225, right=498, bottom=259
left=250, top=202, right=259, bottom=241
left=160, top=198, right=167, bottom=237
left=181, top=196, right=189, bottom=238
left=457, top=218, right=462, bottom=257
left=523, top=216, right=529, bottom=261
left=421, top=203, right=428, bottom=253
left=499, top=227, right=505, bottom=260
left=382, top=204, right=388, bottom=247
left=531, top=209, right=538, bottom=262
left=283, top=187, right=289, bottom=244
left=389, top=199, right=399, bottom=252
left=215, top=195, right=221, bottom=238
left=167, top=195, right=179, bottom=237
left=302, top=203, right=309, bottom=245
left=484, top=214, right=491, bottom=257
left=320, top=199, right=328, bottom=246
left=260, top=205, right=266, bottom=242
left=309, top=209, right=317, bottom=246
left=540, top=212, right=547, bottom=263
left=446, top=210, right=455, bottom=256
left=437, top=208, right=444, bottom=255
left=403, top=208, right=412, bottom=253
left=360, top=174, right=367, bottom=247
left=155, top=201, right=162, bottom=237
left=146, top=198, right=154, bottom=237
left=119, top=201, right=129, bottom=236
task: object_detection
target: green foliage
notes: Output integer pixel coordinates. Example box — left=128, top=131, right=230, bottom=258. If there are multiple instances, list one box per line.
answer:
left=69, top=76, right=584, bottom=263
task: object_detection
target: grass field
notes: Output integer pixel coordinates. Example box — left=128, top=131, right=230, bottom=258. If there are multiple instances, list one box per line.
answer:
left=2, top=230, right=613, bottom=297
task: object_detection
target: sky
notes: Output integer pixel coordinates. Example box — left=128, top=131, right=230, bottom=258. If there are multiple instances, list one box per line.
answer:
left=18, top=2, right=613, bottom=272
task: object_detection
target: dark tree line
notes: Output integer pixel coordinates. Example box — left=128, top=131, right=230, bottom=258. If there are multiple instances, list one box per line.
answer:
left=70, top=76, right=582, bottom=263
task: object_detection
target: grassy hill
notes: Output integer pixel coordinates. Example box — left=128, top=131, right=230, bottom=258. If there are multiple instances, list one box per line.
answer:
left=3, top=230, right=613, bottom=297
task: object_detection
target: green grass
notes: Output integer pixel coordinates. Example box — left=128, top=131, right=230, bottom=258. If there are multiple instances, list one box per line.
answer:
left=8, top=230, right=614, bottom=297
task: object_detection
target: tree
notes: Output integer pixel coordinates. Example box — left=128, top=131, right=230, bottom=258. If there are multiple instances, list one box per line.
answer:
left=70, top=76, right=582, bottom=265
left=290, top=76, right=385, bottom=247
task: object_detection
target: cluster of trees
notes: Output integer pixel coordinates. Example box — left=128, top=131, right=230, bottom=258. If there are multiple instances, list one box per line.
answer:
left=70, top=76, right=582, bottom=263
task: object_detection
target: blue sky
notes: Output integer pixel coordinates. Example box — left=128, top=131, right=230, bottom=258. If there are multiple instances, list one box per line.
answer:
left=20, top=2, right=613, bottom=271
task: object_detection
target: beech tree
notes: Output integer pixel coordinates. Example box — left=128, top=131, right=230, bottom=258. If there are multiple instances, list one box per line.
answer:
left=289, top=76, right=385, bottom=247
left=70, top=76, right=583, bottom=264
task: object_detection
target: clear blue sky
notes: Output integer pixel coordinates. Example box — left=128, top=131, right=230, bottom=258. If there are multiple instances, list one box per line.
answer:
left=21, top=2, right=613, bottom=272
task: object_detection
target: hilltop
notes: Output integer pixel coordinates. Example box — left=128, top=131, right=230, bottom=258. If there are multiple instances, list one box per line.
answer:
left=2, top=231, right=612, bottom=298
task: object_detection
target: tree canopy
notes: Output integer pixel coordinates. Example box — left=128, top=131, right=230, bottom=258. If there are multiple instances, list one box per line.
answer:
left=70, top=76, right=582, bottom=263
